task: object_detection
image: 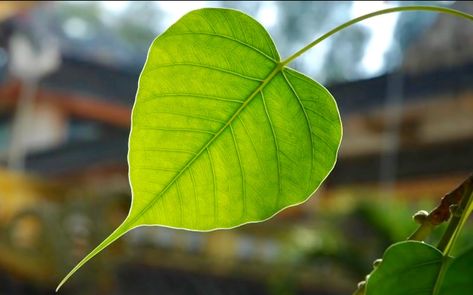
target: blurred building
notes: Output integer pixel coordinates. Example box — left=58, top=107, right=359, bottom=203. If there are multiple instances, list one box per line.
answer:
left=331, top=1, right=473, bottom=194
left=0, top=2, right=472, bottom=295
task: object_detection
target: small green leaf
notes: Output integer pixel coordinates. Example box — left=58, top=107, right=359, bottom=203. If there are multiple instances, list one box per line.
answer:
left=366, top=241, right=473, bottom=295
left=366, top=241, right=443, bottom=295
left=57, top=8, right=342, bottom=289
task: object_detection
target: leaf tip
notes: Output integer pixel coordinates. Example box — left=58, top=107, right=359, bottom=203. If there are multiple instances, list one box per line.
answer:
left=55, top=266, right=77, bottom=293
left=56, top=221, right=132, bottom=291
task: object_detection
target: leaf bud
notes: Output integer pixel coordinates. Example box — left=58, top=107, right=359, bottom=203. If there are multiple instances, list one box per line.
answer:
left=372, top=258, right=382, bottom=268
left=413, top=210, right=429, bottom=224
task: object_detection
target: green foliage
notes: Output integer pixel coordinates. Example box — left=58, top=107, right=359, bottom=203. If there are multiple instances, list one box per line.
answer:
left=128, top=8, right=341, bottom=230
left=57, top=8, right=341, bottom=290
left=366, top=241, right=443, bottom=295
left=439, top=246, right=473, bottom=295
left=57, top=5, right=473, bottom=293
left=366, top=241, right=473, bottom=295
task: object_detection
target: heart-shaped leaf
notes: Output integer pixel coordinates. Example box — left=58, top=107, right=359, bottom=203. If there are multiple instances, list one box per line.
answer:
left=366, top=241, right=473, bottom=295
left=58, top=8, right=342, bottom=289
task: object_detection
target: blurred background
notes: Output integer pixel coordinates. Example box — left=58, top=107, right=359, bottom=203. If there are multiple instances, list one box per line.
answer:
left=1, top=1, right=473, bottom=294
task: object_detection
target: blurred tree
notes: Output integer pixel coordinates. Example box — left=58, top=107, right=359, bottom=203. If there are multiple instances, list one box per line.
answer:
left=49, top=2, right=163, bottom=67
left=400, top=1, right=473, bottom=74
left=53, top=1, right=103, bottom=39
left=45, top=2, right=465, bottom=83
left=114, top=2, right=162, bottom=55
left=321, top=26, right=369, bottom=83
left=384, top=1, right=445, bottom=72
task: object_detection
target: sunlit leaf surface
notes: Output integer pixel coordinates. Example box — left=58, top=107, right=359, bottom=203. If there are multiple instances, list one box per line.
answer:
left=58, top=8, right=341, bottom=289
left=129, top=8, right=341, bottom=230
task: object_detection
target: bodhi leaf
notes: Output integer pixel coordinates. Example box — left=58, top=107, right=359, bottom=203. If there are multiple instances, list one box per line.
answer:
left=365, top=241, right=443, bottom=295
left=365, top=241, right=473, bottom=295
left=57, top=8, right=341, bottom=289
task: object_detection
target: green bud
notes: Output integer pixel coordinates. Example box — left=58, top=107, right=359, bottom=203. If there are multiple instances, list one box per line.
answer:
left=373, top=258, right=382, bottom=268
left=357, top=280, right=366, bottom=289
left=413, top=210, right=429, bottom=224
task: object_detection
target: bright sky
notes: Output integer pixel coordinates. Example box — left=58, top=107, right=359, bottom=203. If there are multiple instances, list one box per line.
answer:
left=100, top=1, right=400, bottom=77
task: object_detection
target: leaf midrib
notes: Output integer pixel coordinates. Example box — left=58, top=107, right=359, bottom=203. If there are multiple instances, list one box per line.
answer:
left=126, top=61, right=284, bottom=228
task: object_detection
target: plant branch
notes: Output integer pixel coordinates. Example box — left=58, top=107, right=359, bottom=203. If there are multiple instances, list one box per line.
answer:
left=436, top=174, right=473, bottom=255
left=431, top=175, right=473, bottom=295
left=407, top=174, right=472, bottom=241
left=354, top=175, right=473, bottom=295
left=281, top=6, right=473, bottom=67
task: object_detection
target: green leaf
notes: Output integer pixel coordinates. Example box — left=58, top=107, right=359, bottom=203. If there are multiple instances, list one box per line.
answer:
left=57, top=8, right=341, bottom=290
left=366, top=241, right=473, bottom=295
left=440, top=246, right=473, bottom=295
left=365, top=241, right=443, bottom=295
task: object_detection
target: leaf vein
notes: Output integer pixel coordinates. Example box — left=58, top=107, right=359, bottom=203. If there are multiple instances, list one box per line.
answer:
left=161, top=32, right=277, bottom=62
left=282, top=71, right=314, bottom=193
left=260, top=90, right=281, bottom=208
left=176, top=179, right=183, bottom=226
left=207, top=148, right=218, bottom=224
left=197, top=12, right=217, bottom=34
left=304, top=107, right=333, bottom=124
left=132, top=147, right=197, bottom=155
left=237, top=116, right=267, bottom=179
left=147, top=63, right=264, bottom=82
left=135, top=167, right=179, bottom=173
left=310, top=131, right=334, bottom=150
left=188, top=167, right=198, bottom=227
left=142, top=110, right=227, bottom=125
left=138, top=126, right=216, bottom=135
left=230, top=124, right=246, bottom=219
left=142, top=93, right=244, bottom=104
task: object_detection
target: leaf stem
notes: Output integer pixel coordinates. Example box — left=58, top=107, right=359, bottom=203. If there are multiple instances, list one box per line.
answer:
left=432, top=255, right=452, bottom=295
left=437, top=175, right=473, bottom=255
left=407, top=221, right=435, bottom=241
left=407, top=175, right=472, bottom=242
left=281, top=6, right=473, bottom=67
left=55, top=220, right=133, bottom=292
left=432, top=175, right=472, bottom=295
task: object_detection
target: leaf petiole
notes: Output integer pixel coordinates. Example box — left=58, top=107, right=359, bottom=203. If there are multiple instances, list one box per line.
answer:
left=281, top=6, right=473, bottom=67
left=436, top=175, right=473, bottom=255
